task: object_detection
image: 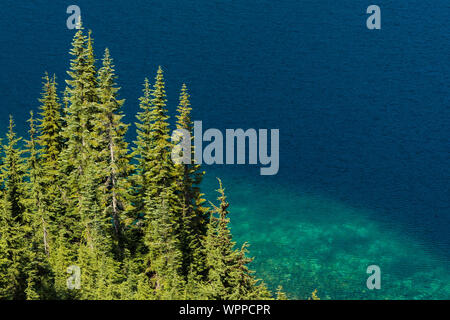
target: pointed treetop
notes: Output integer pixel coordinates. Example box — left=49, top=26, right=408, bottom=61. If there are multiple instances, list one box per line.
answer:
left=179, top=83, right=190, bottom=106
left=104, top=47, right=110, bottom=59
left=76, top=14, right=82, bottom=30
left=43, top=71, right=49, bottom=83
left=8, top=115, right=14, bottom=134
left=143, top=77, right=150, bottom=90
left=209, top=178, right=229, bottom=216
left=155, top=66, right=164, bottom=82
left=176, top=84, right=192, bottom=131
left=27, top=111, right=35, bottom=130
left=152, top=66, right=167, bottom=102
left=6, top=115, right=21, bottom=145
left=216, top=178, right=226, bottom=201
left=100, top=48, right=113, bottom=71
left=86, top=30, right=95, bottom=62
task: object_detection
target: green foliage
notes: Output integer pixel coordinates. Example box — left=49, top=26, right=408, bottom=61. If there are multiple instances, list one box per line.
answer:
left=133, top=78, right=153, bottom=202
left=37, top=73, right=63, bottom=169
left=276, top=285, right=288, bottom=300
left=143, top=192, right=185, bottom=299
left=143, top=67, right=175, bottom=202
left=23, top=111, right=55, bottom=299
left=202, top=179, right=272, bottom=300
left=0, top=117, right=29, bottom=299
left=173, top=84, right=209, bottom=279
left=35, top=74, right=64, bottom=254
left=95, top=48, right=132, bottom=257
left=59, top=24, right=99, bottom=251
left=309, top=289, right=320, bottom=300
left=0, top=26, right=281, bottom=300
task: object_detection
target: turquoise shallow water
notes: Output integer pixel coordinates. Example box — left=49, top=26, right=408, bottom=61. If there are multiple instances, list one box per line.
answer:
left=202, top=170, right=450, bottom=299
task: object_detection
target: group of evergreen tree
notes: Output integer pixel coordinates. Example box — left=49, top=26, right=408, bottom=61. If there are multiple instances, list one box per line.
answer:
left=0, top=24, right=283, bottom=300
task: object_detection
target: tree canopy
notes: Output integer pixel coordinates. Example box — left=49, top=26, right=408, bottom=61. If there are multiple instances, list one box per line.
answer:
left=0, top=25, right=282, bottom=300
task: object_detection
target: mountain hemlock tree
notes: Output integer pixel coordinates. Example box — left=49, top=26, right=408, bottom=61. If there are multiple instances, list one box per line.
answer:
left=143, top=191, right=184, bottom=299
left=95, top=48, right=132, bottom=257
left=35, top=74, right=64, bottom=257
left=203, top=179, right=271, bottom=300
left=56, top=23, right=94, bottom=295
left=59, top=22, right=94, bottom=247
left=24, top=111, right=56, bottom=299
left=143, top=67, right=177, bottom=204
left=0, top=117, right=28, bottom=299
left=132, top=78, right=153, bottom=216
left=173, top=84, right=209, bottom=280
left=138, top=67, right=184, bottom=297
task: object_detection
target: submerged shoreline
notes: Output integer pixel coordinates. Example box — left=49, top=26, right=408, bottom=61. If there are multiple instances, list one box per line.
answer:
left=202, top=171, right=450, bottom=299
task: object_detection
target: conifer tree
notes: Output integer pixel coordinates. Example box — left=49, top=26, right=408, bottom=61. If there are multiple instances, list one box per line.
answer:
left=132, top=78, right=153, bottom=220
left=37, top=73, right=63, bottom=173
left=0, top=117, right=28, bottom=299
left=143, top=67, right=175, bottom=202
left=127, top=78, right=153, bottom=267
left=75, top=161, right=122, bottom=300
left=59, top=22, right=100, bottom=248
left=203, top=179, right=271, bottom=300
left=173, top=84, right=209, bottom=278
left=35, top=74, right=64, bottom=251
left=56, top=22, right=103, bottom=298
left=61, top=24, right=99, bottom=186
left=143, top=191, right=184, bottom=299
left=24, top=112, right=42, bottom=225
left=138, top=68, right=185, bottom=297
left=61, top=28, right=127, bottom=299
left=95, top=48, right=132, bottom=256
left=23, top=112, right=55, bottom=299
left=59, top=23, right=89, bottom=239
left=0, top=25, right=283, bottom=300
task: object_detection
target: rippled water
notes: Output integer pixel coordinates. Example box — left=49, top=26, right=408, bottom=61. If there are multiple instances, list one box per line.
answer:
left=203, top=172, right=450, bottom=299
left=0, top=0, right=449, bottom=299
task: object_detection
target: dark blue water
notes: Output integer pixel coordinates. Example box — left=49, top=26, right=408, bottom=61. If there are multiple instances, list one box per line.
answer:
left=1, top=1, right=448, bottom=298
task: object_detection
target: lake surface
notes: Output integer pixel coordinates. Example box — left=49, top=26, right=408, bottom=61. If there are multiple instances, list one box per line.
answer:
left=1, top=0, right=449, bottom=299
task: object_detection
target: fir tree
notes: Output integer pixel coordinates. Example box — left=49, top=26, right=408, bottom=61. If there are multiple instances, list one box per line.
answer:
left=173, top=84, right=209, bottom=279
left=0, top=117, right=28, bottom=299
left=37, top=73, right=63, bottom=172
left=143, top=67, right=175, bottom=201
left=132, top=78, right=152, bottom=219
left=128, top=78, right=153, bottom=261
left=95, top=48, right=132, bottom=256
left=139, top=68, right=184, bottom=297
left=23, top=111, right=55, bottom=299
left=61, top=24, right=99, bottom=185
left=35, top=73, right=64, bottom=252
left=60, top=22, right=102, bottom=240
left=203, top=179, right=271, bottom=300
left=56, top=22, right=103, bottom=298
left=143, top=191, right=184, bottom=299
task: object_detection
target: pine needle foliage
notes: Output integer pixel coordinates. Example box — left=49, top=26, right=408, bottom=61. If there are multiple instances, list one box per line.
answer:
left=0, top=25, right=286, bottom=300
